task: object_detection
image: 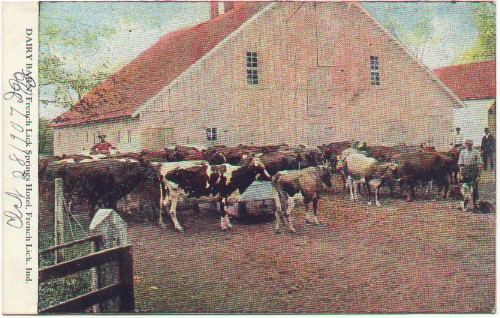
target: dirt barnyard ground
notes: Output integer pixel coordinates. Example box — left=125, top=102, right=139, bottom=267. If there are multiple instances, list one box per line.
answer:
left=39, top=170, right=496, bottom=313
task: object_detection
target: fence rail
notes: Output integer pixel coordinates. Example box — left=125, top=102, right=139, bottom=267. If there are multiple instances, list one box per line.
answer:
left=39, top=239, right=134, bottom=313
left=40, top=235, right=102, bottom=255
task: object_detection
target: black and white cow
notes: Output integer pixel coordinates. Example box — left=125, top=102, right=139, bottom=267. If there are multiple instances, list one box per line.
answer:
left=155, top=156, right=271, bottom=231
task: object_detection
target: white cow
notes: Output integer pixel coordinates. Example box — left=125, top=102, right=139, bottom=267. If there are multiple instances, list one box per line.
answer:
left=338, top=151, right=397, bottom=207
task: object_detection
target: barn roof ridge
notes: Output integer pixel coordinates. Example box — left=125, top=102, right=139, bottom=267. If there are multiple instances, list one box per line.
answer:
left=49, top=2, right=270, bottom=128
left=433, top=59, right=496, bottom=100
left=50, top=2, right=468, bottom=129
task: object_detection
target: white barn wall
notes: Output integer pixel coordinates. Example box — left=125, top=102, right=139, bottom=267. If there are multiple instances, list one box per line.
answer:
left=52, top=117, right=141, bottom=156
left=453, top=98, right=493, bottom=146
left=138, top=2, right=459, bottom=150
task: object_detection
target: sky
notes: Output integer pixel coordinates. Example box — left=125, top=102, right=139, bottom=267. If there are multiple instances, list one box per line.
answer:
left=39, top=1, right=489, bottom=119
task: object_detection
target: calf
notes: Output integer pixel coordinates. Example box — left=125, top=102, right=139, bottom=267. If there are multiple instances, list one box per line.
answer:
left=272, top=166, right=332, bottom=233
left=156, top=157, right=271, bottom=232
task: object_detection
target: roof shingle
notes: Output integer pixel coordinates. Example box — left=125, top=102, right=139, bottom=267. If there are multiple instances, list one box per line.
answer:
left=50, top=2, right=267, bottom=127
left=433, top=59, right=496, bottom=101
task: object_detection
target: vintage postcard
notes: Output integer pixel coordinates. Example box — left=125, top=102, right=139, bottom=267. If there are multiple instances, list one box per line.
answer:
left=2, top=0, right=496, bottom=314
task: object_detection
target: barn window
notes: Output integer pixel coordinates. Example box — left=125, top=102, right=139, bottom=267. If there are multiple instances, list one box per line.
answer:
left=117, top=131, right=121, bottom=143
left=127, top=129, right=132, bottom=143
left=206, top=128, right=217, bottom=141
left=370, top=56, right=380, bottom=85
left=246, top=52, right=258, bottom=84
left=86, top=132, right=89, bottom=143
left=93, top=134, right=96, bottom=144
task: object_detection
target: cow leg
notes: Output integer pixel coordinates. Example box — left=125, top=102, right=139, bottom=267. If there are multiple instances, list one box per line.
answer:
left=443, top=179, right=450, bottom=199
left=304, top=201, right=312, bottom=225
left=367, top=179, right=381, bottom=207
left=159, top=179, right=169, bottom=228
left=388, top=180, right=395, bottom=198
left=274, top=189, right=287, bottom=233
left=347, top=176, right=356, bottom=201
left=311, top=196, right=320, bottom=225
left=167, top=195, right=184, bottom=232
left=220, top=198, right=233, bottom=231
left=159, top=197, right=172, bottom=229
left=159, top=201, right=167, bottom=228
left=284, top=196, right=296, bottom=233
left=192, top=200, right=200, bottom=214
left=89, top=200, right=96, bottom=220
left=461, top=197, right=468, bottom=212
left=424, top=180, right=433, bottom=199
left=405, top=179, right=416, bottom=202
left=363, top=178, right=372, bottom=202
left=341, top=172, right=347, bottom=190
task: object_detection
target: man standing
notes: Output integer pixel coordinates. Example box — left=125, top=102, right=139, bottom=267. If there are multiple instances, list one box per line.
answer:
left=481, top=128, right=495, bottom=170
left=450, top=127, right=463, bottom=148
left=91, top=132, right=115, bottom=155
left=458, top=139, right=482, bottom=210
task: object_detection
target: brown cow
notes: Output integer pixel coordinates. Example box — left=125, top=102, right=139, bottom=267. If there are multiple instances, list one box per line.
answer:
left=392, top=150, right=452, bottom=200
left=41, top=156, right=159, bottom=218
left=272, top=166, right=332, bottom=233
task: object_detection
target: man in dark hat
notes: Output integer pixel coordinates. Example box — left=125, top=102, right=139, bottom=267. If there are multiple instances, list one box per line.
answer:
left=458, top=139, right=482, bottom=210
left=481, top=127, right=495, bottom=170
left=91, top=132, right=115, bottom=155
left=450, top=127, right=463, bottom=148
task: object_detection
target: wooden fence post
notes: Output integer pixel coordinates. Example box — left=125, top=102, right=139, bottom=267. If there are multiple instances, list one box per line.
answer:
left=89, top=209, right=131, bottom=312
left=54, top=178, right=65, bottom=263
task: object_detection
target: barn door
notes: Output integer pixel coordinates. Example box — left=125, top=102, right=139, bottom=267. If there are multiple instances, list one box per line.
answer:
left=140, top=127, right=165, bottom=151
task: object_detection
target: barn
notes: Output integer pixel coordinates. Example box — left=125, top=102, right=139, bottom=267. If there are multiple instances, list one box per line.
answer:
left=434, top=59, right=496, bottom=145
left=49, top=2, right=463, bottom=156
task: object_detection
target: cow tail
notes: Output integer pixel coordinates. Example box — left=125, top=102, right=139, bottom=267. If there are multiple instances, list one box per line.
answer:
left=159, top=175, right=169, bottom=214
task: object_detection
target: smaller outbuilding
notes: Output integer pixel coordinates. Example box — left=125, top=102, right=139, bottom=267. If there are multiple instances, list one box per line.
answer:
left=434, top=59, right=496, bottom=145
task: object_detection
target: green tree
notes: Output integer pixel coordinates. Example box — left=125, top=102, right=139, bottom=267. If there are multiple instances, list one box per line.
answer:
left=39, top=118, right=54, bottom=155
left=39, top=11, right=119, bottom=110
left=454, top=3, right=495, bottom=63
left=373, top=5, right=439, bottom=61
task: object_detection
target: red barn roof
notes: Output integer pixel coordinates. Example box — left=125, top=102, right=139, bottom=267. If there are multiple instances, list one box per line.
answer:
left=50, top=2, right=267, bottom=127
left=433, top=59, right=496, bottom=101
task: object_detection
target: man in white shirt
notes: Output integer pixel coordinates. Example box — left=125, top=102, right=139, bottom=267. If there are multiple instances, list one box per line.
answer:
left=458, top=139, right=482, bottom=210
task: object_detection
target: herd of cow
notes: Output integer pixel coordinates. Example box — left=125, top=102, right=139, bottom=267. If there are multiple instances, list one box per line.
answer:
left=40, top=142, right=466, bottom=233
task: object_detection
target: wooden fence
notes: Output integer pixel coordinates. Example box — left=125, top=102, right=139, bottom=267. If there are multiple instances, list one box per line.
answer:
left=39, top=235, right=134, bottom=313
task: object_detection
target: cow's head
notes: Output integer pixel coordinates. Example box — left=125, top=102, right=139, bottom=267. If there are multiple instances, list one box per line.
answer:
left=241, top=155, right=271, bottom=181
left=208, top=150, right=227, bottom=165
left=336, top=155, right=348, bottom=173
left=318, top=165, right=333, bottom=188
left=384, top=162, right=399, bottom=180
left=138, top=156, right=161, bottom=182
left=251, top=156, right=272, bottom=181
